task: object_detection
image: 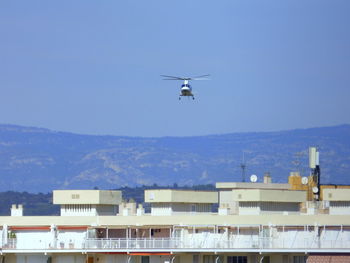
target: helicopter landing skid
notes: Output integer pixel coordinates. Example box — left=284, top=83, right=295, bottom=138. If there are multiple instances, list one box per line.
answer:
left=178, top=96, right=195, bottom=100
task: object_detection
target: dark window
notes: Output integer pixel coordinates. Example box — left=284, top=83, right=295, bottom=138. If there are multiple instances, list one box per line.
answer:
left=142, top=256, right=150, bottom=263
left=293, top=256, right=307, bottom=263
left=227, top=256, right=247, bottom=263
left=203, top=255, right=223, bottom=263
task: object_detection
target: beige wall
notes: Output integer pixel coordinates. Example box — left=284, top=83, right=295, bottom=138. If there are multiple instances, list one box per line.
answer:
left=219, top=191, right=238, bottom=214
left=3, top=255, right=16, bottom=263
left=52, top=254, right=86, bottom=263
left=53, top=190, right=122, bottom=205
left=232, top=189, right=306, bottom=202
left=145, top=190, right=218, bottom=204
left=216, top=182, right=290, bottom=190
left=323, top=189, right=350, bottom=201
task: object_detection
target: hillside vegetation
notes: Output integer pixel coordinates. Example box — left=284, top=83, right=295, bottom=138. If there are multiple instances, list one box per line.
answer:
left=0, top=124, right=349, bottom=192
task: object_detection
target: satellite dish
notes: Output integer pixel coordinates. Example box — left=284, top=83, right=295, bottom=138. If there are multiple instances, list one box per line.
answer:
left=312, top=186, right=319, bottom=194
left=250, top=174, right=258, bottom=183
left=301, top=177, right=309, bottom=185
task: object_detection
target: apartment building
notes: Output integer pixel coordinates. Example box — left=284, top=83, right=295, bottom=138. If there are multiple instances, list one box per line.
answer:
left=1, top=172, right=350, bottom=263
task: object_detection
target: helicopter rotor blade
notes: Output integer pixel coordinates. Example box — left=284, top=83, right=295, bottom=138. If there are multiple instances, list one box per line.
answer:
left=160, top=75, right=185, bottom=80
left=161, top=74, right=210, bottom=81
left=192, top=74, right=210, bottom=79
left=191, top=78, right=210, bottom=81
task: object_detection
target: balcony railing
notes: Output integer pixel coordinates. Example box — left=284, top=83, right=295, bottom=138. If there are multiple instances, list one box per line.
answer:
left=2, top=237, right=350, bottom=251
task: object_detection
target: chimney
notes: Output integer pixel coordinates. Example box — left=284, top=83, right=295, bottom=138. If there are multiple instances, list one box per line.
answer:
left=11, top=204, right=23, bottom=216
left=263, top=172, right=272, bottom=184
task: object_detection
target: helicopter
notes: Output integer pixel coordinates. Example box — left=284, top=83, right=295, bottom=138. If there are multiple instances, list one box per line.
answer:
left=161, top=74, right=210, bottom=100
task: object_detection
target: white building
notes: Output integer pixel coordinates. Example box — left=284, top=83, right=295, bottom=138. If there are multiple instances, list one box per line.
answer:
left=323, top=188, right=350, bottom=215
left=144, top=189, right=218, bottom=215
left=53, top=190, right=122, bottom=216
left=1, top=180, right=350, bottom=263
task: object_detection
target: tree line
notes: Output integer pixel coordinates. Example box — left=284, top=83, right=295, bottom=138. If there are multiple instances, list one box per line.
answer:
left=0, top=184, right=215, bottom=216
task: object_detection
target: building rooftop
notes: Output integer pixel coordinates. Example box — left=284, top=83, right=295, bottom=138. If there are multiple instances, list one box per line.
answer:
left=53, top=190, right=122, bottom=205
left=323, top=189, right=350, bottom=201
left=231, top=189, right=307, bottom=202
left=216, top=182, right=291, bottom=190
left=144, top=189, right=218, bottom=203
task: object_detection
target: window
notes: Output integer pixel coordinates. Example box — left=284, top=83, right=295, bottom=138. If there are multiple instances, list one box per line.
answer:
left=191, top=205, right=196, bottom=212
left=193, top=255, right=200, bottom=263
left=71, top=194, right=80, bottom=199
left=203, top=255, right=215, bottom=263
left=141, top=256, right=150, bottom=263
left=203, top=256, right=223, bottom=263
left=293, top=256, right=307, bottom=263
left=227, top=256, right=247, bottom=263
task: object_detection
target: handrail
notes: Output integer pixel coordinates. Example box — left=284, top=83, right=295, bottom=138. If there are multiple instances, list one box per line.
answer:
left=1, top=237, right=350, bottom=251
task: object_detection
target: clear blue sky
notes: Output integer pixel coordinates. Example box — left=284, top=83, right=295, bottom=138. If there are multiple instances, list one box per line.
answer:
left=1, top=1, right=349, bottom=137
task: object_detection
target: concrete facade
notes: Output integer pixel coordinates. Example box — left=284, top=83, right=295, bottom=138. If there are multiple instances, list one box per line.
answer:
left=53, top=190, right=122, bottom=216
left=1, top=183, right=350, bottom=263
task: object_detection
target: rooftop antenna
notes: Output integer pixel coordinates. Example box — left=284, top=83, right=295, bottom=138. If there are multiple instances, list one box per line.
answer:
left=240, top=152, right=246, bottom=182
left=309, top=147, right=321, bottom=200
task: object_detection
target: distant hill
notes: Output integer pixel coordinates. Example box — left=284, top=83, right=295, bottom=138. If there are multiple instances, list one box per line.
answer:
left=0, top=124, right=349, bottom=192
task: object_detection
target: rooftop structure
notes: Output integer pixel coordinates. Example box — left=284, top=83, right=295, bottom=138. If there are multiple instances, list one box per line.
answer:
left=323, top=188, right=350, bottom=215
left=0, top=148, right=349, bottom=263
left=0, top=183, right=349, bottom=263
left=144, top=189, right=218, bottom=215
left=53, top=190, right=122, bottom=216
left=216, top=182, right=291, bottom=190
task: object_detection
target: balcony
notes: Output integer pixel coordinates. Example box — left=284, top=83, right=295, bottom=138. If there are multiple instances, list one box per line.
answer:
left=2, top=237, right=350, bottom=252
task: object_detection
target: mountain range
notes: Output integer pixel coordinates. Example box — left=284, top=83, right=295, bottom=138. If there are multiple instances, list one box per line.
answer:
left=0, top=124, right=349, bottom=192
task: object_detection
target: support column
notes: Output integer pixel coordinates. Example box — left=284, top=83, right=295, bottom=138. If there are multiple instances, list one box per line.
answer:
left=2, top=224, right=8, bottom=246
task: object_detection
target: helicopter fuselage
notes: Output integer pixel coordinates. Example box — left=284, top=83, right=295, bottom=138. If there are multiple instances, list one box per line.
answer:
left=180, top=84, right=193, bottom=97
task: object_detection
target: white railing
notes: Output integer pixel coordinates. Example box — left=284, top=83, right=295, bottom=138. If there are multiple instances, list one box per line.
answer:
left=2, top=237, right=350, bottom=251
left=84, top=238, right=181, bottom=249
left=2, top=238, right=85, bottom=250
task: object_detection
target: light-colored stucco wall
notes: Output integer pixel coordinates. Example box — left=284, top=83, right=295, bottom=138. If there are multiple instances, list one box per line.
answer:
left=2, top=213, right=350, bottom=227
left=323, top=189, right=350, bottom=201
left=53, top=190, right=122, bottom=205
left=216, top=182, right=290, bottom=190
left=232, top=189, right=306, bottom=202
left=145, top=190, right=218, bottom=203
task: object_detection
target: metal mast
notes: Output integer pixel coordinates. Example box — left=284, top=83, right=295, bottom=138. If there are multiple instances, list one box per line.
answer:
left=240, top=152, right=246, bottom=182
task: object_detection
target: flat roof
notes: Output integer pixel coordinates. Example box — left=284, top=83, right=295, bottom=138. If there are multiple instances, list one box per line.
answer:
left=231, top=189, right=307, bottom=202
left=53, top=190, right=122, bottom=205
left=144, top=189, right=218, bottom=204
left=216, top=182, right=291, bottom=190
